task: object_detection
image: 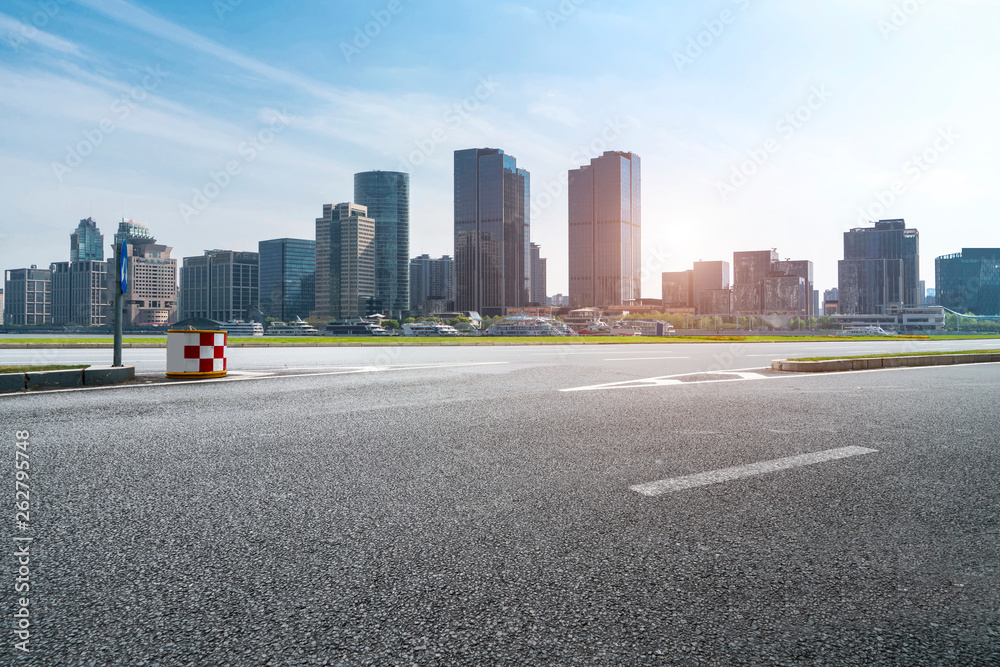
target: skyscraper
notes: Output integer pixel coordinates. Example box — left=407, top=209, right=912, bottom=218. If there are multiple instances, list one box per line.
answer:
left=258, top=239, right=316, bottom=321
left=3, top=266, right=52, bottom=325
left=71, top=217, right=104, bottom=262
left=409, top=254, right=455, bottom=313
left=354, top=171, right=410, bottom=318
left=454, top=148, right=530, bottom=317
left=180, top=250, right=260, bottom=322
left=936, top=248, right=1000, bottom=316
left=529, top=243, right=547, bottom=305
left=110, top=220, right=177, bottom=325
left=838, top=219, right=919, bottom=315
left=316, top=203, right=376, bottom=320
left=568, top=151, right=641, bottom=308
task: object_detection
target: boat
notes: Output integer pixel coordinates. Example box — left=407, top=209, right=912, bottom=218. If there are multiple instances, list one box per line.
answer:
left=265, top=317, right=320, bottom=336
left=842, top=326, right=894, bottom=336
left=324, top=321, right=390, bottom=336
left=561, top=308, right=604, bottom=332
left=221, top=320, right=264, bottom=337
left=402, top=322, right=461, bottom=337
left=485, top=316, right=576, bottom=337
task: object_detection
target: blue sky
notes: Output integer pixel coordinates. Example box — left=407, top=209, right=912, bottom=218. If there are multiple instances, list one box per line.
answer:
left=1, top=0, right=998, bottom=296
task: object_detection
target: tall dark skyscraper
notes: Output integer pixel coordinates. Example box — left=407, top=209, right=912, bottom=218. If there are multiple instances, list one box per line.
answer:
left=454, top=148, right=530, bottom=317
left=259, top=238, right=316, bottom=321
left=568, top=151, right=641, bottom=308
left=70, top=217, right=104, bottom=262
left=839, top=219, right=919, bottom=315
left=354, top=171, right=410, bottom=317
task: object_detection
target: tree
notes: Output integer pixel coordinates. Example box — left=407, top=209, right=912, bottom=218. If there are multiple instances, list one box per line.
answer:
left=381, top=319, right=399, bottom=330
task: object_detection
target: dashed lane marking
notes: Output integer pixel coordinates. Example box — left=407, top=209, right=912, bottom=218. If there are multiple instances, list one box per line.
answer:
left=631, top=446, right=878, bottom=496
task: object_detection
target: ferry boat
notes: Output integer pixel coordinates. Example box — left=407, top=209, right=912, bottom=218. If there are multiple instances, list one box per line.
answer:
left=561, top=308, right=604, bottom=332
left=402, top=322, right=461, bottom=337
left=221, top=320, right=264, bottom=337
left=842, top=326, right=894, bottom=336
left=485, top=316, right=576, bottom=337
left=265, top=317, right=320, bottom=336
left=324, top=321, right=390, bottom=336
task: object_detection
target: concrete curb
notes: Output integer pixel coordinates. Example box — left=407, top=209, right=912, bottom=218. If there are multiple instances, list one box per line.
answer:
left=1, top=366, right=135, bottom=392
left=772, top=353, right=1000, bottom=373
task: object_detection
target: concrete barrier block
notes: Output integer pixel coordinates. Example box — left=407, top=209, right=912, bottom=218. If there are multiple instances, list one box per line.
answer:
left=970, top=354, right=993, bottom=364
left=992, top=353, right=1000, bottom=363
left=772, top=360, right=784, bottom=371
left=931, top=356, right=955, bottom=366
left=84, top=366, right=135, bottom=386
left=26, top=369, right=84, bottom=389
left=913, top=356, right=934, bottom=367
left=0, top=373, right=26, bottom=392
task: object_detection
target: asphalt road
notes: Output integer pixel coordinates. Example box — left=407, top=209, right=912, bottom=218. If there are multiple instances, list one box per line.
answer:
left=2, top=343, right=999, bottom=665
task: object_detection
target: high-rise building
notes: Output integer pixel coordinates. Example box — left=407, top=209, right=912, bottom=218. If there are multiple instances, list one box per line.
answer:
left=529, top=243, right=547, bottom=305
left=0, top=289, right=4, bottom=325
left=568, top=151, right=641, bottom=308
left=110, top=220, right=177, bottom=325
left=258, top=239, right=316, bottom=322
left=409, top=254, right=455, bottom=314
left=4, top=266, right=52, bottom=325
left=734, top=250, right=813, bottom=317
left=693, top=261, right=730, bottom=315
left=354, top=171, right=410, bottom=318
left=734, top=250, right=779, bottom=314
left=180, top=250, right=259, bottom=322
left=316, top=203, right=376, bottom=320
left=51, top=260, right=107, bottom=326
left=454, top=148, right=530, bottom=317
left=71, top=217, right=104, bottom=262
left=839, top=219, right=920, bottom=315
left=661, top=270, right=694, bottom=309
left=936, top=248, right=1000, bottom=316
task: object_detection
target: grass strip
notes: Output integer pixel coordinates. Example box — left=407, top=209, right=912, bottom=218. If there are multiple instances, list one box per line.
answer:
left=0, top=364, right=91, bottom=373
left=791, top=349, right=1000, bottom=362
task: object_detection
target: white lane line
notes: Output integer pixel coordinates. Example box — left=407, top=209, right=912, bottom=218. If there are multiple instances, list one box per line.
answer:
left=604, top=356, right=690, bottom=361
left=631, top=446, right=878, bottom=496
left=0, top=362, right=508, bottom=398
left=563, top=371, right=768, bottom=392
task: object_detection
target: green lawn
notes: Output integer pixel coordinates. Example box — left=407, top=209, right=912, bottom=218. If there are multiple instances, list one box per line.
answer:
left=0, top=364, right=90, bottom=374
left=791, top=349, right=1000, bottom=362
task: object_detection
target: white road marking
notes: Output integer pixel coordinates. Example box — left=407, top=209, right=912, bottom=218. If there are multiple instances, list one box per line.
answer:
left=563, top=371, right=768, bottom=392
left=631, top=446, right=878, bottom=496
left=604, top=356, right=690, bottom=362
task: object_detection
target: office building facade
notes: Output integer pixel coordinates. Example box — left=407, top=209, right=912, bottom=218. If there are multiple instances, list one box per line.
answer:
left=661, top=270, right=694, bottom=309
left=258, top=239, right=316, bottom=321
left=110, top=221, right=177, bottom=325
left=316, top=203, right=376, bottom=320
left=454, top=148, right=530, bottom=316
left=839, top=219, right=919, bottom=315
left=180, top=250, right=260, bottom=322
left=935, top=248, right=1000, bottom=316
left=354, top=171, right=410, bottom=317
left=568, top=151, right=641, bottom=308
left=51, top=260, right=108, bottom=326
left=3, top=267, right=52, bottom=325
left=409, top=254, right=455, bottom=314
left=71, top=217, right=104, bottom=262
left=530, top=243, right=547, bottom=306
left=734, top=250, right=813, bottom=317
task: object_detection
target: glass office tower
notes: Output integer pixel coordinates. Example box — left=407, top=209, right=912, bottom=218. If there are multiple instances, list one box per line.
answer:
left=70, top=217, right=104, bottom=262
left=259, top=238, right=316, bottom=321
left=838, top=219, right=919, bottom=314
left=936, top=248, right=1000, bottom=316
left=454, top=148, right=530, bottom=317
left=354, top=171, right=409, bottom=317
left=568, top=151, right=641, bottom=308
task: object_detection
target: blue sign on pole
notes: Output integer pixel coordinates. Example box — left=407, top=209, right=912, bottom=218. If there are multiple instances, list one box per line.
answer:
left=119, top=240, right=128, bottom=295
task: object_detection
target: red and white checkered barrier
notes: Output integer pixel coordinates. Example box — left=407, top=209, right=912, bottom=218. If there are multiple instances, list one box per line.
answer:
left=166, top=330, right=228, bottom=378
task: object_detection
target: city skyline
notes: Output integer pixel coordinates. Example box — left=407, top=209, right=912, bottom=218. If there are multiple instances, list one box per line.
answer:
left=1, top=2, right=998, bottom=298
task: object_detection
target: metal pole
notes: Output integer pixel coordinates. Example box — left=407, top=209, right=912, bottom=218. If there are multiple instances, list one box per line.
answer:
left=113, top=243, right=123, bottom=367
